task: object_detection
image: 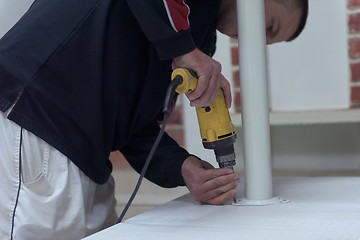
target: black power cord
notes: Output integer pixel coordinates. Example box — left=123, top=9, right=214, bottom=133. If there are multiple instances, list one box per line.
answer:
left=117, top=77, right=183, bottom=223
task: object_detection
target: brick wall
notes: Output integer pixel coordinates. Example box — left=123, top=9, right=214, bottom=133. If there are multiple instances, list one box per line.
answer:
left=230, top=38, right=242, bottom=113
left=349, top=0, right=360, bottom=106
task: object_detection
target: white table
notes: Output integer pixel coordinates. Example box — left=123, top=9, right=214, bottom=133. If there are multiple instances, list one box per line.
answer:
left=85, top=177, right=360, bottom=240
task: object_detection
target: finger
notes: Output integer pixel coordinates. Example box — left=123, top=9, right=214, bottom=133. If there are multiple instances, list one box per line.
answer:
left=195, top=65, right=221, bottom=107
left=199, top=159, right=215, bottom=170
left=199, top=175, right=240, bottom=202
left=220, top=75, right=232, bottom=108
left=203, top=174, right=240, bottom=192
left=186, top=73, right=208, bottom=101
left=187, top=170, right=237, bottom=198
left=202, top=70, right=220, bottom=105
left=203, top=189, right=237, bottom=205
left=198, top=75, right=220, bottom=107
left=202, top=168, right=235, bottom=180
left=188, top=61, right=221, bottom=106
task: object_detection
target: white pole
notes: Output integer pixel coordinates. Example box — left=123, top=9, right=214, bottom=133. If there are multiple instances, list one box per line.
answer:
left=236, top=0, right=273, bottom=201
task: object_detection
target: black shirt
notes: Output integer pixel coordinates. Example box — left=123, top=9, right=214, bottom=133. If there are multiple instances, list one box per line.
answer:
left=0, top=0, right=220, bottom=185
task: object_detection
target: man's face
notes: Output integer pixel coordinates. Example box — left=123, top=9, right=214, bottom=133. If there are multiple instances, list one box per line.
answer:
left=265, top=0, right=302, bottom=44
left=217, top=0, right=303, bottom=45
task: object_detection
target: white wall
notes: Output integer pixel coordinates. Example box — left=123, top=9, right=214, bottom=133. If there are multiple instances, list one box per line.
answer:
left=267, top=0, right=350, bottom=111
left=0, top=0, right=34, bottom=39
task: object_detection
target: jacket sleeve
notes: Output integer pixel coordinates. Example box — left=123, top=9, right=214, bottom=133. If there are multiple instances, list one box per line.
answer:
left=126, top=0, right=196, bottom=60
left=120, top=120, right=190, bottom=188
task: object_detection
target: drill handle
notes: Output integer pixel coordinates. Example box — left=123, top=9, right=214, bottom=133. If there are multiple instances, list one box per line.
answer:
left=171, top=68, right=198, bottom=94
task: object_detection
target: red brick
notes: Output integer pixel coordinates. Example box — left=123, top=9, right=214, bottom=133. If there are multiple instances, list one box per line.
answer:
left=231, top=46, right=239, bottom=66
left=230, top=38, right=238, bottom=44
left=234, top=90, right=242, bottom=112
left=349, top=38, right=360, bottom=59
left=348, top=0, right=360, bottom=8
left=349, top=12, right=360, bottom=33
left=110, top=151, right=132, bottom=170
left=350, top=62, right=360, bottom=82
left=232, top=70, right=240, bottom=87
left=351, top=86, right=360, bottom=105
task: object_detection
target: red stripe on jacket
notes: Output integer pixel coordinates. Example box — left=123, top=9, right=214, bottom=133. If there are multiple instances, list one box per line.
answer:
left=163, top=0, right=190, bottom=32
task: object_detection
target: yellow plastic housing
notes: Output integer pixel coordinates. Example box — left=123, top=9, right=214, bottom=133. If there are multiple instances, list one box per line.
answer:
left=196, top=90, right=235, bottom=143
left=172, top=68, right=236, bottom=144
left=171, top=68, right=198, bottom=94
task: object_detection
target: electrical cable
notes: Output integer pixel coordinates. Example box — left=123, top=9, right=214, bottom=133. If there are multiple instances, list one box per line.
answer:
left=116, top=113, right=169, bottom=223
left=117, top=78, right=182, bottom=223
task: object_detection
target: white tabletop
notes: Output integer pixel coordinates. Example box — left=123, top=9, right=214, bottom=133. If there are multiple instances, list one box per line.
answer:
left=85, top=177, right=360, bottom=240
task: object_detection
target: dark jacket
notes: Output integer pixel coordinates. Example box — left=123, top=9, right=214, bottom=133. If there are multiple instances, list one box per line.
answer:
left=0, top=0, right=220, bottom=185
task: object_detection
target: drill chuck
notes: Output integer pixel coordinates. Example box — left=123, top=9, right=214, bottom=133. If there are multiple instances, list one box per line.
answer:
left=216, top=153, right=236, bottom=169
left=204, top=134, right=236, bottom=169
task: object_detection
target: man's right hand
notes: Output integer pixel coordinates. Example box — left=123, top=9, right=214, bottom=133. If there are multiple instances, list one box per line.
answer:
left=172, top=49, right=232, bottom=108
left=181, top=156, right=240, bottom=205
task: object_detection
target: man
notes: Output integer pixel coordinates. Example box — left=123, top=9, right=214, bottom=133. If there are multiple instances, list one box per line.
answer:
left=0, top=0, right=308, bottom=239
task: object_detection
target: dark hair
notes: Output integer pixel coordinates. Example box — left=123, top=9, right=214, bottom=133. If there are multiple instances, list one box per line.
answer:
left=287, top=0, right=309, bottom=41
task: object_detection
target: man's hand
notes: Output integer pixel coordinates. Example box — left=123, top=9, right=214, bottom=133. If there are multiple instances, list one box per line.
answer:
left=172, top=49, right=232, bottom=108
left=181, top=156, right=240, bottom=205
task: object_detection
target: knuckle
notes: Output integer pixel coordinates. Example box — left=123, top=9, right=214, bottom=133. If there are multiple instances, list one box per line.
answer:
left=213, top=60, right=221, bottom=69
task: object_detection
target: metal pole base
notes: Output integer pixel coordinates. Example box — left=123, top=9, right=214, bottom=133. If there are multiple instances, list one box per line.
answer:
left=233, top=197, right=289, bottom=206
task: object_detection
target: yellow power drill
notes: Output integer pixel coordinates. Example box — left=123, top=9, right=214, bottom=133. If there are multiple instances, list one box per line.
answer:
left=118, top=68, right=237, bottom=223
left=170, top=68, right=237, bottom=170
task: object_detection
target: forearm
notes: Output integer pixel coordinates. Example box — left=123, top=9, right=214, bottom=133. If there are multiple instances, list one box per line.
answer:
left=120, top=121, right=189, bottom=188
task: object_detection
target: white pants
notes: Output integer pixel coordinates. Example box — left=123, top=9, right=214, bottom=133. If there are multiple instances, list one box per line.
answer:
left=0, top=109, right=118, bottom=240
